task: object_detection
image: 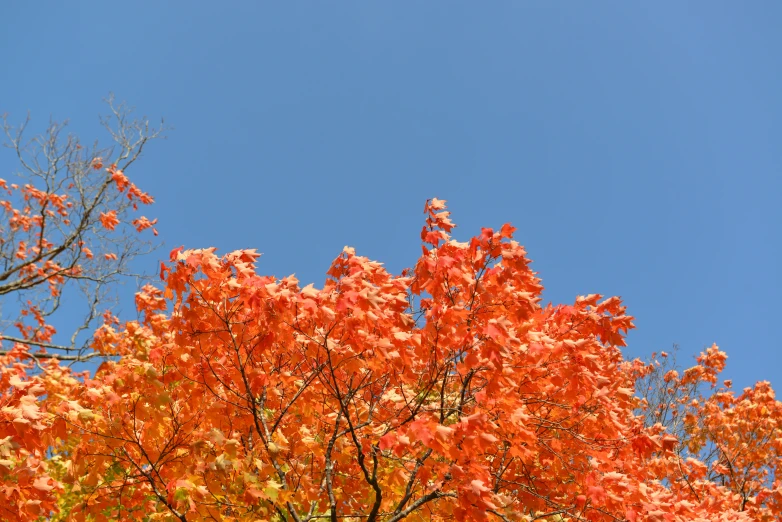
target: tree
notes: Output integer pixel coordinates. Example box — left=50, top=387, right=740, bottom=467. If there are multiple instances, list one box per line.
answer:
left=0, top=97, right=163, bottom=362
left=0, top=100, right=162, bottom=520
left=34, top=199, right=777, bottom=521
left=1, top=178, right=779, bottom=521
left=634, top=346, right=782, bottom=519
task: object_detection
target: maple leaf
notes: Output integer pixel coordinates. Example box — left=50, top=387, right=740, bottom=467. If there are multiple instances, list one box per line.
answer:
left=378, top=432, right=397, bottom=451
left=32, top=477, right=54, bottom=492
left=98, top=210, right=120, bottom=231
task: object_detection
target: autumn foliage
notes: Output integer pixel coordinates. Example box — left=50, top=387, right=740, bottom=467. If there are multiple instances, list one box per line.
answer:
left=1, top=193, right=781, bottom=520
left=0, top=101, right=162, bottom=362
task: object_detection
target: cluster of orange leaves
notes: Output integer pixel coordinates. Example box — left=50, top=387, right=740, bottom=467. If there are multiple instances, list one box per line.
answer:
left=1, top=198, right=780, bottom=521
left=0, top=161, right=156, bottom=304
left=0, top=158, right=157, bottom=520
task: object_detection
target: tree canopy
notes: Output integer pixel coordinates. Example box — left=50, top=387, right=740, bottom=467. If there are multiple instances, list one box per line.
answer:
left=0, top=114, right=780, bottom=521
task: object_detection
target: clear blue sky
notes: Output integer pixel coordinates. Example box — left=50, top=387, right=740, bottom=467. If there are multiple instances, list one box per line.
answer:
left=2, top=2, right=780, bottom=389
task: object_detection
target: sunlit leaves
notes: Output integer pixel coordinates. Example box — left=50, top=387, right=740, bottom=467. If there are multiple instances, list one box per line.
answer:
left=2, top=198, right=780, bottom=520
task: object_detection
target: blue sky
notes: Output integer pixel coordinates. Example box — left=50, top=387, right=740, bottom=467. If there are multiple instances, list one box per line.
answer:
left=2, top=2, right=780, bottom=389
